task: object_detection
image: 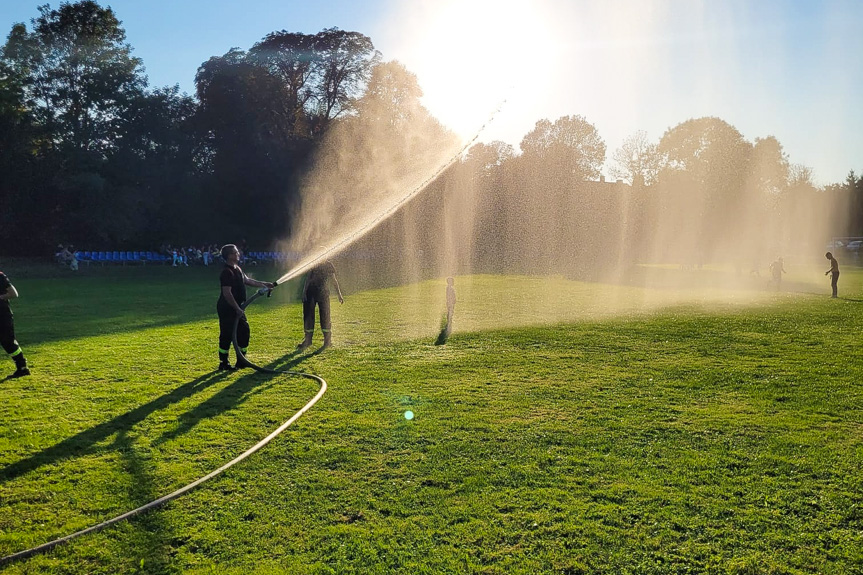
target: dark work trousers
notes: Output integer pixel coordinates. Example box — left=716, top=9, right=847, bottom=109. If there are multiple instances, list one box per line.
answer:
left=0, top=312, right=25, bottom=368
left=303, top=289, right=331, bottom=335
left=831, top=271, right=840, bottom=297
left=217, top=302, right=250, bottom=357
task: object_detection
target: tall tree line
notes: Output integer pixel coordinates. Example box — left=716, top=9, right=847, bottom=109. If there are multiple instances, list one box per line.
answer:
left=0, top=1, right=379, bottom=254
left=1, top=0, right=860, bottom=265
left=365, top=115, right=861, bottom=284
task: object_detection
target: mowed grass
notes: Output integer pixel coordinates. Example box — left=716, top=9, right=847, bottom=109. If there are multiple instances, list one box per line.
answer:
left=0, top=264, right=861, bottom=574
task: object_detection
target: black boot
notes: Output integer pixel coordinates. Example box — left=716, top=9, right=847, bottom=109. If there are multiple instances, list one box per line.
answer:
left=10, top=354, right=30, bottom=378
left=235, top=357, right=254, bottom=369
left=10, top=366, right=30, bottom=378
left=218, top=352, right=235, bottom=371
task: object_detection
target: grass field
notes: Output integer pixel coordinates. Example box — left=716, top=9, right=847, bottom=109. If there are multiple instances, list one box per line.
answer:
left=0, top=264, right=861, bottom=574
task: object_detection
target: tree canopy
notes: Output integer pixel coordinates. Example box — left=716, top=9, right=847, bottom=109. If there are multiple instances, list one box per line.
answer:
left=0, top=0, right=857, bottom=264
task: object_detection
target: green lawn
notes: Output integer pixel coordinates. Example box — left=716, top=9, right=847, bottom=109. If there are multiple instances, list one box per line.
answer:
left=0, top=264, right=861, bottom=574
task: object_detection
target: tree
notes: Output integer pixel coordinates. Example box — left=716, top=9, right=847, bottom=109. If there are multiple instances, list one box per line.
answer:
left=609, top=130, right=660, bottom=186
left=655, top=117, right=753, bottom=260
left=519, top=115, right=606, bottom=181
left=356, top=60, right=426, bottom=129
left=195, top=49, right=308, bottom=241
left=248, top=32, right=316, bottom=138
left=789, top=163, right=813, bottom=188
left=749, top=136, right=790, bottom=197
left=310, top=28, right=378, bottom=126
left=2, top=1, right=146, bottom=154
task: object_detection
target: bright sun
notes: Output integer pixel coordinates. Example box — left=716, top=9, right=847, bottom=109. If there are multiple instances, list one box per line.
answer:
left=388, top=0, right=561, bottom=141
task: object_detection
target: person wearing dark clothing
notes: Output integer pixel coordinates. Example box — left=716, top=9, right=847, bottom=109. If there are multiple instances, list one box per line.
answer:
left=0, top=271, right=30, bottom=378
left=825, top=252, right=840, bottom=298
left=298, top=260, right=343, bottom=350
left=217, top=244, right=275, bottom=370
left=769, top=257, right=786, bottom=290
left=446, top=277, right=456, bottom=334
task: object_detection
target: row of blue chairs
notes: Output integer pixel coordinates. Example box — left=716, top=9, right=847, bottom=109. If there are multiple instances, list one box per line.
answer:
left=78, top=251, right=171, bottom=264
left=76, top=251, right=303, bottom=265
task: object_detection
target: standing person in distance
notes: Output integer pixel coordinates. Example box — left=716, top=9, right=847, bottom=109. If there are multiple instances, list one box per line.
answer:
left=446, top=277, right=456, bottom=334
left=0, top=270, right=30, bottom=378
left=825, top=252, right=840, bottom=298
left=769, top=257, right=786, bottom=290
left=217, top=244, right=275, bottom=370
left=297, top=260, right=344, bottom=351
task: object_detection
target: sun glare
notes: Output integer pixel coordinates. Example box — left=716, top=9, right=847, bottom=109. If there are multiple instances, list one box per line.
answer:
left=389, top=0, right=560, bottom=141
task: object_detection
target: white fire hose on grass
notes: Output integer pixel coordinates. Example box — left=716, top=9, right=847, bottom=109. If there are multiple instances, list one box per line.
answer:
left=0, top=285, right=326, bottom=566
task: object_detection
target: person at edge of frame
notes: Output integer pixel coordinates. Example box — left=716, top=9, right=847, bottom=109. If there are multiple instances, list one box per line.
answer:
left=0, top=270, right=30, bottom=378
left=297, top=260, right=344, bottom=351
left=217, top=244, right=275, bottom=370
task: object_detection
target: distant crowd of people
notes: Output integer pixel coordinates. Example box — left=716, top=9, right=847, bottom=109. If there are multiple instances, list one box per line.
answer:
left=54, top=240, right=258, bottom=270
left=160, top=244, right=225, bottom=267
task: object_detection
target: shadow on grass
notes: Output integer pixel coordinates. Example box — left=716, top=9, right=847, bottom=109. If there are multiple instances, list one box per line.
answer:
left=15, top=267, right=302, bottom=347
left=152, top=350, right=322, bottom=447
left=0, top=371, right=231, bottom=484
left=110, top=429, right=175, bottom=573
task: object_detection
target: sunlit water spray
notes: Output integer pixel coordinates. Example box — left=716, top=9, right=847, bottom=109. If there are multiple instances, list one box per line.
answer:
left=275, top=99, right=506, bottom=286
left=271, top=2, right=850, bottom=338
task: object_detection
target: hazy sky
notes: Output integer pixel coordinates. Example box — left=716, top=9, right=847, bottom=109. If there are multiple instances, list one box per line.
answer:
left=2, top=0, right=861, bottom=185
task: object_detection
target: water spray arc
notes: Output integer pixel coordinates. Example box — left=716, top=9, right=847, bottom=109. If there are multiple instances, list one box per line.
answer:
left=0, top=293, right=327, bottom=566
left=275, top=100, right=507, bottom=286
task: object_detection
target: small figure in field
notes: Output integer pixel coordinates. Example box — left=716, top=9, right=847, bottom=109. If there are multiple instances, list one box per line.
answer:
left=216, top=244, right=275, bottom=370
left=446, top=277, right=456, bottom=334
left=0, top=270, right=30, bottom=378
left=297, top=260, right=343, bottom=351
left=825, top=252, right=840, bottom=298
left=769, top=257, right=786, bottom=290
left=69, top=246, right=79, bottom=271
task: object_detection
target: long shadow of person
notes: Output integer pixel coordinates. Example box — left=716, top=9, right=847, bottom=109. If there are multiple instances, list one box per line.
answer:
left=152, top=350, right=322, bottom=447
left=108, top=428, right=176, bottom=572
left=0, top=370, right=231, bottom=484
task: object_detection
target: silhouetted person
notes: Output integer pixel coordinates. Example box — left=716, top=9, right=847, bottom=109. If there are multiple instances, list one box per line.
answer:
left=769, top=257, right=786, bottom=290
left=825, top=252, right=840, bottom=298
left=0, top=270, right=30, bottom=378
left=446, top=277, right=456, bottom=334
left=297, top=260, right=343, bottom=351
left=216, top=244, right=275, bottom=370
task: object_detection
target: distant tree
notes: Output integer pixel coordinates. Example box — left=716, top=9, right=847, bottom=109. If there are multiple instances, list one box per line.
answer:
left=461, top=141, right=517, bottom=271
left=609, top=130, right=660, bottom=186
left=0, top=53, right=39, bottom=247
left=789, top=163, right=813, bottom=188
left=310, top=28, right=379, bottom=126
left=658, top=117, right=751, bottom=184
left=844, top=170, right=863, bottom=237
left=106, top=86, right=204, bottom=244
left=195, top=49, right=307, bottom=241
left=2, top=1, right=146, bottom=154
left=248, top=32, right=316, bottom=138
left=464, top=141, right=515, bottom=181
left=519, top=115, right=606, bottom=181
left=749, top=136, right=790, bottom=197
left=195, top=48, right=293, bottom=149
left=356, top=60, right=426, bottom=129
left=655, top=117, right=753, bottom=259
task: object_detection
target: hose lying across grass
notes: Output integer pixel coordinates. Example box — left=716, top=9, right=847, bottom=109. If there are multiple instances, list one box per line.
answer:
left=0, top=288, right=326, bottom=566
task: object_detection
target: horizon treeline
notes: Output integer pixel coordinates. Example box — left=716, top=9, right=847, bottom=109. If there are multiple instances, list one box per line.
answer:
left=1, top=0, right=861, bottom=265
